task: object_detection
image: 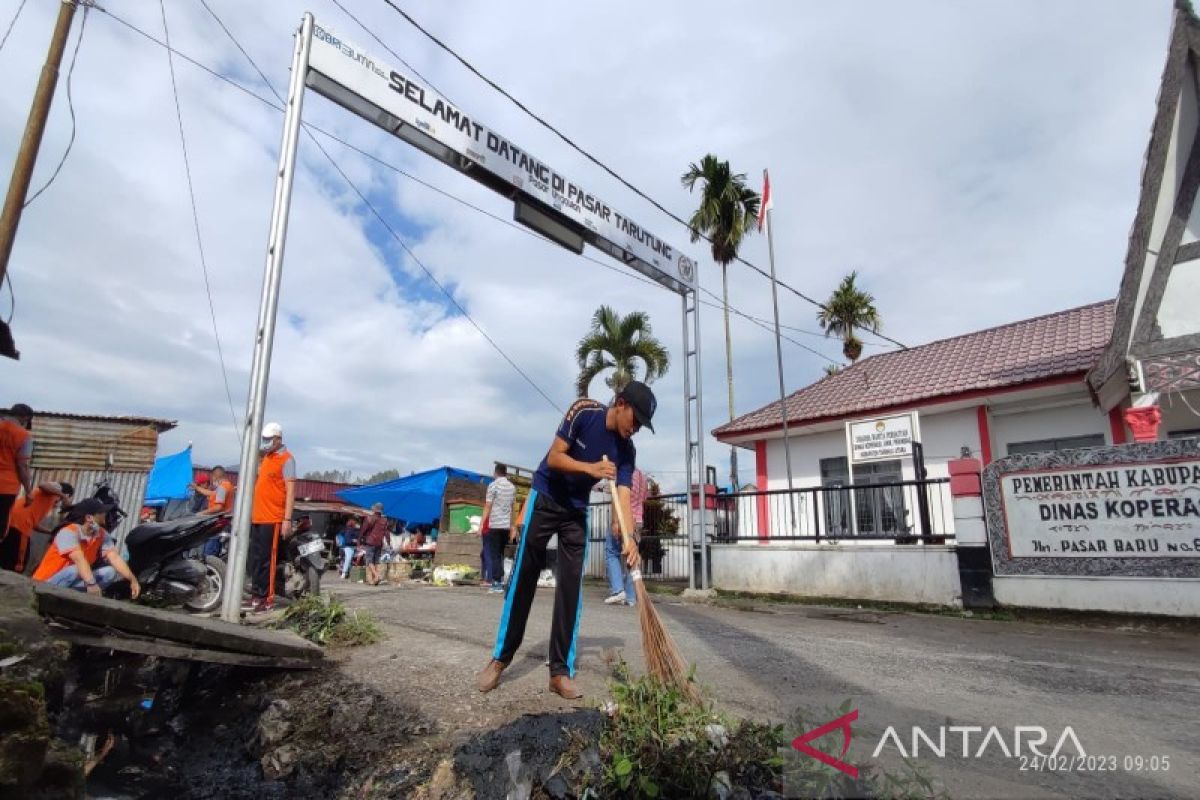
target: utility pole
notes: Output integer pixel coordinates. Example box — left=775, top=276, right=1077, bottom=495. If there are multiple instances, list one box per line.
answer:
left=763, top=169, right=797, bottom=531
left=721, top=261, right=738, bottom=492
left=0, top=0, right=79, bottom=359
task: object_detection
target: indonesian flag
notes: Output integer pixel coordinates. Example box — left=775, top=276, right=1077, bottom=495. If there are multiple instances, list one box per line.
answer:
left=757, top=169, right=773, bottom=231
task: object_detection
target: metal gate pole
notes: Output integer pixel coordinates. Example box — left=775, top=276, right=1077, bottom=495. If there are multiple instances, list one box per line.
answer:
left=221, top=15, right=313, bottom=622
left=691, top=285, right=707, bottom=589
left=680, top=291, right=695, bottom=590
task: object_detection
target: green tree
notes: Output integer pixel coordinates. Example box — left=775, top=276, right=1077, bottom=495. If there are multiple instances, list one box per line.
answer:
left=362, top=468, right=401, bottom=485
left=823, top=364, right=843, bottom=377
left=681, top=154, right=761, bottom=490
left=303, top=469, right=357, bottom=483
left=575, top=305, right=670, bottom=396
left=817, top=271, right=881, bottom=362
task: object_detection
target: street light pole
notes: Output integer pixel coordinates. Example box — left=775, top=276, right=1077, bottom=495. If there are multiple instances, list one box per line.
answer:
left=220, top=14, right=313, bottom=622
left=0, top=0, right=79, bottom=359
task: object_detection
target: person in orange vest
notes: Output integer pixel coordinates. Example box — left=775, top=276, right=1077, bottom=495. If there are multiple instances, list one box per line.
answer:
left=1, top=480, right=72, bottom=573
left=192, top=465, right=235, bottom=513
left=247, top=422, right=295, bottom=613
left=32, top=498, right=140, bottom=598
left=0, top=403, right=35, bottom=552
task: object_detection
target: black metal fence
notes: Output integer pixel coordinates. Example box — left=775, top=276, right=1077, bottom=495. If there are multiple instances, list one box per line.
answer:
left=585, top=493, right=692, bottom=582
left=585, top=478, right=955, bottom=581
left=714, top=478, right=955, bottom=543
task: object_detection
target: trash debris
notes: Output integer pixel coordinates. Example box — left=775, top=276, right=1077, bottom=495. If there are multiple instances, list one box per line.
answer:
left=432, top=564, right=480, bottom=586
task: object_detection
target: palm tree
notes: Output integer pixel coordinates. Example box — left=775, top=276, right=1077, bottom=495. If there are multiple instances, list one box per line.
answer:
left=575, top=305, right=670, bottom=397
left=681, top=155, right=760, bottom=489
left=817, top=271, right=881, bottom=362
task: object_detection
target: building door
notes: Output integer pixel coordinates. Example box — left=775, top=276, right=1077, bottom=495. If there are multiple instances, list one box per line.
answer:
left=820, top=458, right=907, bottom=537
left=851, top=460, right=905, bottom=537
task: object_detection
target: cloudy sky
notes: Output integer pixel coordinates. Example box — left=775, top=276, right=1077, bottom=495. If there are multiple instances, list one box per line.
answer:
left=0, top=0, right=1176, bottom=489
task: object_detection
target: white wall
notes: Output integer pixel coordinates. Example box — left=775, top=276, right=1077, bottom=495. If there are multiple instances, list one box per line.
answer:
left=916, top=408, right=980, bottom=475
left=710, top=543, right=962, bottom=605
left=987, top=398, right=1110, bottom=456
left=1161, top=389, right=1200, bottom=436
left=755, top=408, right=972, bottom=541
left=993, top=576, right=1200, bottom=617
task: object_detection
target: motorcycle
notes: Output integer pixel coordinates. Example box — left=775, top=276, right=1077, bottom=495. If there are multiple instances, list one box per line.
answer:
left=275, top=514, right=326, bottom=600
left=203, top=513, right=325, bottom=602
left=88, top=480, right=227, bottom=614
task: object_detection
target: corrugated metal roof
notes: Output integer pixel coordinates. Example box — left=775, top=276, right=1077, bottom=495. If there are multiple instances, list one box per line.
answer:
left=30, top=414, right=165, bottom=472
left=192, top=467, right=356, bottom=503
left=30, top=468, right=149, bottom=547
left=33, top=411, right=176, bottom=432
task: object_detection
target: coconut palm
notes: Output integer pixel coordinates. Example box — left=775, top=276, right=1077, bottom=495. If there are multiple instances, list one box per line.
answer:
left=681, top=154, right=760, bottom=489
left=817, top=271, right=881, bottom=362
left=575, top=305, right=669, bottom=397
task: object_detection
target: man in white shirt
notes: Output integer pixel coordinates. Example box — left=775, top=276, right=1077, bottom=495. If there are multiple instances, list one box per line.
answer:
left=481, top=464, right=516, bottom=593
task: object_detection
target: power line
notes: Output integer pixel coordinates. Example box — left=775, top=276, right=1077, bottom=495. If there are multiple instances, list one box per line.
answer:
left=195, top=0, right=563, bottom=414
left=0, top=0, right=26, bottom=54
left=326, top=0, right=451, bottom=102
left=160, top=0, right=241, bottom=444
left=23, top=2, right=87, bottom=207
left=375, top=0, right=909, bottom=351
left=96, top=3, right=849, bottom=369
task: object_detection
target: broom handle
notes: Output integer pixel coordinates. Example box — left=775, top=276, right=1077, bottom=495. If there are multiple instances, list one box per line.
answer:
left=602, top=456, right=640, bottom=575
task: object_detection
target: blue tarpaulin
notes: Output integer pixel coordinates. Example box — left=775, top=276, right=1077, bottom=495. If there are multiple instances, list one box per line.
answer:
left=144, top=446, right=194, bottom=506
left=337, top=466, right=491, bottom=523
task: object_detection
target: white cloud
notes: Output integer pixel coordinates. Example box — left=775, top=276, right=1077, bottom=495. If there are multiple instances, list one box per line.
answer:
left=0, top=0, right=1174, bottom=492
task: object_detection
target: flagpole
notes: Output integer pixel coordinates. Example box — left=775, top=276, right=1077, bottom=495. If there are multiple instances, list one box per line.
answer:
left=763, top=169, right=797, bottom=533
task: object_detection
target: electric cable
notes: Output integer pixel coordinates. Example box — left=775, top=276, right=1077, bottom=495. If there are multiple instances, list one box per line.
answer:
left=95, top=5, right=893, bottom=361
left=99, top=4, right=847, bottom=377
left=160, top=0, right=241, bottom=444
left=326, top=0, right=451, bottom=102
left=376, top=0, right=909, bottom=351
left=23, top=3, right=87, bottom=208
left=0, top=0, right=27, bottom=54
left=196, top=0, right=563, bottom=413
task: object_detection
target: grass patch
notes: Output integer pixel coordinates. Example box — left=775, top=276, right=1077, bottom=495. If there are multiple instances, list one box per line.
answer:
left=271, top=594, right=383, bottom=647
left=641, top=581, right=686, bottom=596
left=589, top=667, right=943, bottom=799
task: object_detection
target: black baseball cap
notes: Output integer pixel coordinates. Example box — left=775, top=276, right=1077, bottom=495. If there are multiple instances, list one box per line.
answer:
left=617, top=381, right=657, bottom=434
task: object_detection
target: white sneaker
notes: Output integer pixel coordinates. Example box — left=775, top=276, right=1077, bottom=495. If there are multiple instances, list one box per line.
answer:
left=604, top=591, right=626, bottom=605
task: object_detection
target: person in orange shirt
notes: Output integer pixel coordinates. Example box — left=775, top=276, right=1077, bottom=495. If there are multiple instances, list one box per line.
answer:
left=192, top=465, right=235, bottom=513
left=32, top=498, right=140, bottom=598
left=0, top=480, right=72, bottom=573
left=247, top=422, right=295, bottom=613
left=0, top=403, right=35, bottom=544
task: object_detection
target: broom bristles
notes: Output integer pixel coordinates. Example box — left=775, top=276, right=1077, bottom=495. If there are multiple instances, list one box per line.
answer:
left=633, top=576, right=699, bottom=702
left=606, top=458, right=699, bottom=702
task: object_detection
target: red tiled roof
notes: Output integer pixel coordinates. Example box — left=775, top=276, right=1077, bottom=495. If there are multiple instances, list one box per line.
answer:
left=713, top=300, right=1115, bottom=438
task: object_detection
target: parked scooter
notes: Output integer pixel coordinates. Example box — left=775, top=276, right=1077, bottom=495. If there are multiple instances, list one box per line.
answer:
left=85, top=480, right=227, bottom=613
left=202, top=513, right=325, bottom=602
left=276, top=514, right=325, bottom=599
left=112, top=518, right=229, bottom=613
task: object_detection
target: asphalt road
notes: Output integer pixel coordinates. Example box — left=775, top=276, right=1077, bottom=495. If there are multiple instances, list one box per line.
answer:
left=328, top=578, right=1200, bottom=799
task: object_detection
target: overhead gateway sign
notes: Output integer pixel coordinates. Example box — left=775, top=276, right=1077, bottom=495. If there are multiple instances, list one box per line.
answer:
left=305, top=21, right=696, bottom=295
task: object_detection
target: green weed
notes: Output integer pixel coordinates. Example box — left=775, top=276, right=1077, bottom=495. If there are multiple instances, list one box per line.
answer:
left=589, top=668, right=947, bottom=799
left=271, top=594, right=383, bottom=647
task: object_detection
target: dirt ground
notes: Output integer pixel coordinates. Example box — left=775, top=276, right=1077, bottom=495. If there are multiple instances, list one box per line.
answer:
left=324, top=576, right=1200, bottom=800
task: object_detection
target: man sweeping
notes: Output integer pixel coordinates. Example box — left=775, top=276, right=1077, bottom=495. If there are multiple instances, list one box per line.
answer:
left=476, top=381, right=657, bottom=700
